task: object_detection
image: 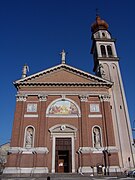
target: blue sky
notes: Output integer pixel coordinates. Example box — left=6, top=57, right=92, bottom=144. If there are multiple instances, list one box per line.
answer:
left=0, top=0, right=135, bottom=145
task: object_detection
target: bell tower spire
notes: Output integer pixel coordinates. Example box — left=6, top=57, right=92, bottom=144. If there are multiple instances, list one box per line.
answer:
left=90, top=15, right=135, bottom=169
left=91, top=15, right=118, bottom=80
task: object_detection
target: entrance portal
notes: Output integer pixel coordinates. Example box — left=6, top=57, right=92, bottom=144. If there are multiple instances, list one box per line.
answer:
left=55, top=138, right=72, bottom=173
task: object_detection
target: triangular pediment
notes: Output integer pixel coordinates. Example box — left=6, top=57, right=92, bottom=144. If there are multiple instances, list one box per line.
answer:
left=14, top=63, right=112, bottom=87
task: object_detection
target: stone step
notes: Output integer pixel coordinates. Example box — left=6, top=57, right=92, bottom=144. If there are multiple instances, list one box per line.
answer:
left=0, top=173, right=127, bottom=180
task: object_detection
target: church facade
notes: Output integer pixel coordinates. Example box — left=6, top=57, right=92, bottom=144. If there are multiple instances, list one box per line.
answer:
left=4, top=16, right=135, bottom=175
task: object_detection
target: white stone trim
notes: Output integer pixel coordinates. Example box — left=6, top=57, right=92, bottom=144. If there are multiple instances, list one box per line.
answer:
left=78, top=165, right=121, bottom=174
left=88, top=114, right=102, bottom=118
left=99, top=94, right=111, bottom=102
left=78, top=166, right=93, bottom=173
left=51, top=136, right=56, bottom=173
left=51, top=132, right=76, bottom=173
left=78, top=146, right=119, bottom=154
left=24, top=114, right=38, bottom=118
left=16, top=94, right=27, bottom=102
left=78, top=147, right=93, bottom=154
left=8, top=147, right=49, bottom=154
left=3, top=167, right=49, bottom=174
left=49, top=124, right=77, bottom=138
left=46, top=114, right=81, bottom=118
left=79, top=95, right=88, bottom=102
left=109, top=166, right=122, bottom=172
left=38, top=94, right=48, bottom=101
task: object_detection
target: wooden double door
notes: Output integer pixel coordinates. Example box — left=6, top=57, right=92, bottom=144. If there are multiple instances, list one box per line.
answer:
left=55, top=138, right=72, bottom=173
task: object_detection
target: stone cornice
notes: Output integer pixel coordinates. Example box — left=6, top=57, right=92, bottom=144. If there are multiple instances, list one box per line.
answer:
left=15, top=82, right=112, bottom=88
left=14, top=63, right=113, bottom=86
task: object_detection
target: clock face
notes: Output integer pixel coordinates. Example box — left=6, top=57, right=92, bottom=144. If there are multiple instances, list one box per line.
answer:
left=90, top=104, right=100, bottom=112
left=27, top=104, right=37, bottom=112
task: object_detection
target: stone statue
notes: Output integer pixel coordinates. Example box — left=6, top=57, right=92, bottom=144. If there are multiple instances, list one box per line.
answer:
left=60, top=49, right=67, bottom=64
left=22, top=64, right=29, bottom=78
left=25, top=128, right=33, bottom=148
left=99, top=64, right=105, bottom=78
left=93, top=127, right=101, bottom=148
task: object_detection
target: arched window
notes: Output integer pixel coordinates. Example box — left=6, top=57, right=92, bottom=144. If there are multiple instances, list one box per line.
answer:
left=24, top=126, right=35, bottom=148
left=107, top=45, right=113, bottom=57
left=92, top=126, right=102, bottom=148
left=102, top=32, right=106, bottom=38
left=100, top=45, right=106, bottom=57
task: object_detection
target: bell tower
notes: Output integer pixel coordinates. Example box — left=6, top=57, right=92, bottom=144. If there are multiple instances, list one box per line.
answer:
left=91, top=15, right=135, bottom=169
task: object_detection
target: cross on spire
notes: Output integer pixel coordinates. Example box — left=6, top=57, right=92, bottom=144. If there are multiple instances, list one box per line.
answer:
left=60, top=49, right=67, bottom=64
left=96, top=8, right=99, bottom=16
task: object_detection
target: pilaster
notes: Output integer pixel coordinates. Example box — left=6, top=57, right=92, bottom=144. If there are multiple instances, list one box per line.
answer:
left=37, top=94, right=48, bottom=167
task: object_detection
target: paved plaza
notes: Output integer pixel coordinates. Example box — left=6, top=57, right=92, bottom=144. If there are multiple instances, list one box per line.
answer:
left=0, top=174, right=134, bottom=180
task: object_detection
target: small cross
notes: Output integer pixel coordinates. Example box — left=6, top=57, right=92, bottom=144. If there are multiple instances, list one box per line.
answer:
left=96, top=8, right=99, bottom=16
left=60, top=49, right=67, bottom=64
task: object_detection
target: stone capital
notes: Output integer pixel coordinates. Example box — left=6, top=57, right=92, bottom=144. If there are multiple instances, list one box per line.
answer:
left=16, top=94, right=27, bottom=102
left=99, top=95, right=110, bottom=102
left=38, top=94, right=48, bottom=101
left=79, top=95, right=88, bottom=102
